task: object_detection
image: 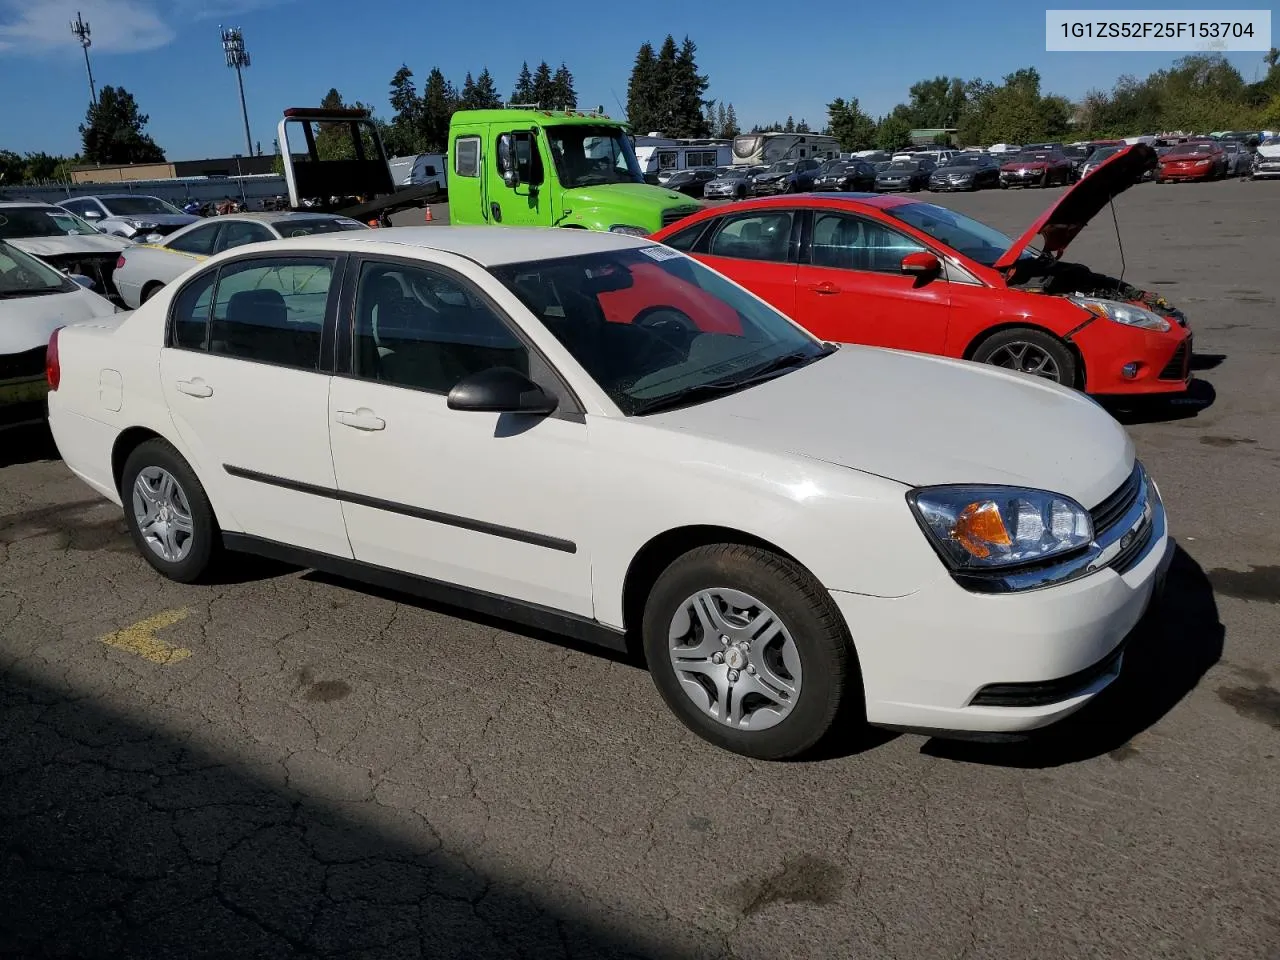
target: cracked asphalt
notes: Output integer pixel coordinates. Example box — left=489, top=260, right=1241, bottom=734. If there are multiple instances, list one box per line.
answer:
left=3, top=181, right=1279, bottom=959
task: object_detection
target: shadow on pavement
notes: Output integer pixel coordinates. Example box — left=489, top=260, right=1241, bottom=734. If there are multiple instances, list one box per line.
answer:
left=921, top=545, right=1223, bottom=768
left=1107, top=378, right=1217, bottom=425
left=0, top=665, right=674, bottom=960
left=0, top=421, right=59, bottom=468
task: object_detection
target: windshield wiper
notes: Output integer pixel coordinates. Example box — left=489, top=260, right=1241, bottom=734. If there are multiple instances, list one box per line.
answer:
left=738, top=346, right=834, bottom=383
left=631, top=347, right=834, bottom=416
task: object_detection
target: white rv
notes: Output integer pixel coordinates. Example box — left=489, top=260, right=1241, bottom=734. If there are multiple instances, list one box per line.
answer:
left=633, top=135, right=732, bottom=180
left=387, top=154, right=448, bottom=192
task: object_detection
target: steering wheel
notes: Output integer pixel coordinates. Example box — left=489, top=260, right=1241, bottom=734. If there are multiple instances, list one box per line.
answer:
left=634, top=306, right=698, bottom=350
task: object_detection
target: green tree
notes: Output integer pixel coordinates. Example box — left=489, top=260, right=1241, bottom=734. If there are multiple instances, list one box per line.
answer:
left=906, top=76, right=967, bottom=128
left=531, top=61, right=554, bottom=107
left=783, top=116, right=795, bottom=132
left=669, top=36, right=710, bottom=137
left=795, top=118, right=811, bottom=133
left=313, top=88, right=379, bottom=161
left=724, top=103, right=740, bottom=137
left=626, top=43, right=659, bottom=133
left=653, top=35, right=679, bottom=133
left=79, top=85, right=164, bottom=165
left=421, top=68, right=456, bottom=151
left=511, top=61, right=534, bottom=104
left=459, top=73, right=477, bottom=109
left=875, top=115, right=911, bottom=151
left=550, top=63, right=577, bottom=109
left=0, top=149, right=25, bottom=185
left=826, top=97, right=877, bottom=151
left=387, top=65, right=422, bottom=155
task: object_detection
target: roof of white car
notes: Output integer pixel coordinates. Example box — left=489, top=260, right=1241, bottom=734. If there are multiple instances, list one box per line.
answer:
left=0, top=200, right=58, bottom=209
left=261, top=225, right=654, bottom=267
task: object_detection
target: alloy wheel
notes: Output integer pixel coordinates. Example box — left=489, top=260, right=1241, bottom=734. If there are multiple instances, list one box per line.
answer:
left=985, top=341, right=1063, bottom=381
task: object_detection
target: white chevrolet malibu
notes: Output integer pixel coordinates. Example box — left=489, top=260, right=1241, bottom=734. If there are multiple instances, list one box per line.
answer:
left=44, top=227, right=1171, bottom=759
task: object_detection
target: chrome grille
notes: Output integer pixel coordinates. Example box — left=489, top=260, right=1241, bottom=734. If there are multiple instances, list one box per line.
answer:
left=661, top=206, right=700, bottom=228
left=1090, top=463, right=1143, bottom=538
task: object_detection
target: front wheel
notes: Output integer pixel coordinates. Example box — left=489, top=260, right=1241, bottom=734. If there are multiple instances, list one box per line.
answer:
left=643, top=544, right=856, bottom=760
left=121, top=439, right=221, bottom=583
left=971, top=327, right=1077, bottom=387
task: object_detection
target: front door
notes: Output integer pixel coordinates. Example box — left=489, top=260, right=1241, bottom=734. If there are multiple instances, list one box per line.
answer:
left=794, top=210, right=951, bottom=352
left=158, top=254, right=351, bottom=558
left=326, top=255, right=593, bottom=616
left=696, top=208, right=800, bottom=317
left=488, top=129, right=550, bottom=227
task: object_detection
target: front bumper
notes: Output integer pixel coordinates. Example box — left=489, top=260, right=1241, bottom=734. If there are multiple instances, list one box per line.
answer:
left=1074, top=318, right=1193, bottom=396
left=1000, top=169, right=1045, bottom=185
left=831, top=486, right=1172, bottom=733
left=1252, top=162, right=1280, bottom=178
left=1159, top=166, right=1213, bottom=181
left=929, top=179, right=974, bottom=192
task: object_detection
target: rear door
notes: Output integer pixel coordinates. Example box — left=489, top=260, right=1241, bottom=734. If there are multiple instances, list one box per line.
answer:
left=793, top=209, right=951, bottom=351
left=692, top=208, right=799, bottom=317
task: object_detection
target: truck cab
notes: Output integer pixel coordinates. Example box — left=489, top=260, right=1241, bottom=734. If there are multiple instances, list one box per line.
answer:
left=446, top=109, right=702, bottom=235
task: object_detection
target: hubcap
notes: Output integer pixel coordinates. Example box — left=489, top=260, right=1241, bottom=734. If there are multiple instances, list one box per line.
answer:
left=667, top=588, right=803, bottom=731
left=131, top=466, right=195, bottom=563
left=986, top=342, right=1063, bottom=382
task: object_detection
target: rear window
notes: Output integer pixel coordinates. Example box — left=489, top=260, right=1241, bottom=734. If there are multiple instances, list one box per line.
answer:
left=1168, top=143, right=1213, bottom=156
left=274, top=217, right=369, bottom=237
left=887, top=161, right=918, bottom=171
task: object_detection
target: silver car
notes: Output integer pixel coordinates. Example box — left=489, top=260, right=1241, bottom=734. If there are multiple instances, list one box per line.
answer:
left=112, top=211, right=369, bottom=308
left=58, top=194, right=200, bottom=243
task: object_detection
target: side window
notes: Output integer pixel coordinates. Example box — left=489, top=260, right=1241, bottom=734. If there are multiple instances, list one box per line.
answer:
left=660, top=222, right=706, bottom=252
left=454, top=137, right=480, bottom=177
left=810, top=213, right=926, bottom=273
left=352, top=260, right=528, bottom=395
left=499, top=131, right=544, bottom=186
left=168, top=223, right=222, bottom=256
left=217, top=221, right=275, bottom=252
left=169, top=270, right=218, bottom=350
left=707, top=211, right=795, bottom=263
left=209, top=258, right=335, bottom=369
left=61, top=198, right=90, bottom=216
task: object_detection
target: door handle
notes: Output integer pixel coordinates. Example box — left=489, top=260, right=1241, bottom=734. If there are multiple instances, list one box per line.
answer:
left=335, top=408, right=386, bottom=431
left=807, top=281, right=840, bottom=295
left=490, top=202, right=503, bottom=222
left=175, top=378, right=213, bottom=398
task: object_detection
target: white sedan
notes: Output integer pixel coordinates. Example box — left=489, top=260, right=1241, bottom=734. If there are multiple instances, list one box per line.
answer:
left=112, top=211, right=369, bottom=308
left=45, top=227, right=1172, bottom=759
left=1, top=239, right=118, bottom=430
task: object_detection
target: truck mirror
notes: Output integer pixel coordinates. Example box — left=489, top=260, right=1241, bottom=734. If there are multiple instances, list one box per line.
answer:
left=497, top=134, right=520, bottom=188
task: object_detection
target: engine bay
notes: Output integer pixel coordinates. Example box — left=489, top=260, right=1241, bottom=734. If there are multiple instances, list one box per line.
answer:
left=1006, top=258, right=1188, bottom=327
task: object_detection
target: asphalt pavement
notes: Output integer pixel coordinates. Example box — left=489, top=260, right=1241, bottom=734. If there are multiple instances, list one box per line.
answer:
left=2, top=179, right=1278, bottom=959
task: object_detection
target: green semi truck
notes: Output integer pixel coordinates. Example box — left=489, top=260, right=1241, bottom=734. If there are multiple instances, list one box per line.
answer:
left=277, top=105, right=701, bottom=233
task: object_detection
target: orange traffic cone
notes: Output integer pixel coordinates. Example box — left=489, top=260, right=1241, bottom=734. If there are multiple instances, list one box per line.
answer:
left=424, top=206, right=433, bottom=222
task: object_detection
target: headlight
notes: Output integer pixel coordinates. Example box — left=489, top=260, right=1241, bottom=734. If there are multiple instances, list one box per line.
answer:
left=609, top=224, right=649, bottom=236
left=129, top=219, right=159, bottom=229
left=908, top=486, right=1094, bottom=570
left=1068, top=295, right=1171, bottom=332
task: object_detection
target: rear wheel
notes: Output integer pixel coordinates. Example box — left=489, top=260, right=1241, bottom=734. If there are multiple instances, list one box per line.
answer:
left=642, top=544, right=856, bottom=760
left=120, top=439, right=220, bottom=583
left=971, top=327, right=1077, bottom=387
left=140, top=282, right=164, bottom=304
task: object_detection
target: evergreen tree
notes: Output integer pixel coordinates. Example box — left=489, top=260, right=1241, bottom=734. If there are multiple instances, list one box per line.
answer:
left=825, top=97, right=876, bottom=151
left=511, top=61, right=535, bottom=104
left=550, top=63, right=577, bottom=109
left=459, top=72, right=477, bottom=109
left=473, top=68, right=501, bottom=108
left=715, top=102, right=727, bottom=137
left=783, top=115, right=795, bottom=132
left=796, top=118, right=811, bottom=132
left=531, top=61, right=554, bottom=107
left=724, top=103, right=740, bottom=137
left=79, top=85, right=165, bottom=165
left=388, top=65, right=422, bottom=154
left=626, top=43, right=659, bottom=133
left=421, top=68, right=455, bottom=151
left=654, top=35, right=679, bottom=133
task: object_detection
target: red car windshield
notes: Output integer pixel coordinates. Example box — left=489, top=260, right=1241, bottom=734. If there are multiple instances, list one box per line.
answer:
left=1166, top=143, right=1215, bottom=157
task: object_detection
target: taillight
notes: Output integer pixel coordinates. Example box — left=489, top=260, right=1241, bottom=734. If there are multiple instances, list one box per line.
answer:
left=116, top=254, right=127, bottom=269
left=46, top=327, right=62, bottom=391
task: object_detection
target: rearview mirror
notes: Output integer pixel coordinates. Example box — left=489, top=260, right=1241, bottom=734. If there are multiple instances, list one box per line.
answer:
left=81, top=209, right=102, bottom=219
left=447, top=367, right=557, bottom=416
left=901, top=252, right=942, bottom=281
left=68, top=273, right=95, bottom=290
left=497, top=134, right=520, bottom=188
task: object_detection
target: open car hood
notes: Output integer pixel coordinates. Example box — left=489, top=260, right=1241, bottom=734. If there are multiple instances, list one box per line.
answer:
left=992, top=143, right=1157, bottom=272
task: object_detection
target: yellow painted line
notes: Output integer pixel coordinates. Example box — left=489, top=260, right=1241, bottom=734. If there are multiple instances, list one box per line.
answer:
left=100, top=608, right=193, bottom=664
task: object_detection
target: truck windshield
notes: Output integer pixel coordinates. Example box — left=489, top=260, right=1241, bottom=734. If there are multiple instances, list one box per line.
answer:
left=545, top=125, right=644, bottom=189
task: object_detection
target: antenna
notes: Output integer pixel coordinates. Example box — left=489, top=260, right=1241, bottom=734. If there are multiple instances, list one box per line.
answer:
left=220, top=26, right=253, bottom=157
left=610, top=89, right=627, bottom=120
left=69, top=11, right=96, bottom=107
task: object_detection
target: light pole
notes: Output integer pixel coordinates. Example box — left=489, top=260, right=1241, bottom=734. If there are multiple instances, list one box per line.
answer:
left=220, top=26, right=253, bottom=157
left=69, top=11, right=96, bottom=107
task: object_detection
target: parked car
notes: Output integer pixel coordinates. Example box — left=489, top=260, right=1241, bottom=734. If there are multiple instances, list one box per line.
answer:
left=751, top=159, right=820, bottom=195
left=0, top=201, right=131, bottom=301
left=652, top=144, right=1191, bottom=397
left=58, top=194, right=200, bottom=243
left=1220, top=140, right=1252, bottom=177
left=1062, top=144, right=1098, bottom=180
left=0, top=239, right=118, bottom=431
left=44, top=226, right=1173, bottom=760
left=927, top=152, right=1000, bottom=191
left=112, top=212, right=369, bottom=309
left=662, top=169, right=719, bottom=198
left=702, top=167, right=758, bottom=201
left=1080, top=145, right=1124, bottom=180
left=1156, top=141, right=1228, bottom=182
left=1251, top=136, right=1280, bottom=179
left=812, top=159, right=878, bottom=192
left=875, top=158, right=935, bottom=192
left=999, top=149, right=1073, bottom=188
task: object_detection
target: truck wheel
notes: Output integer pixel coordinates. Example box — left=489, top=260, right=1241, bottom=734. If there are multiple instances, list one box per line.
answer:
left=971, top=327, right=1077, bottom=387
left=642, top=543, right=857, bottom=760
left=120, top=439, right=221, bottom=583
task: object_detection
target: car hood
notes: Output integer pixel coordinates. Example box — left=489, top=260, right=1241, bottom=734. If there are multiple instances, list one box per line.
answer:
left=992, top=143, right=1157, bottom=271
left=0, top=285, right=117, bottom=354
left=649, top=346, right=1133, bottom=508
left=935, top=164, right=981, bottom=174
left=1256, top=143, right=1280, bottom=159
left=562, top=182, right=690, bottom=210
left=7, top=234, right=132, bottom=257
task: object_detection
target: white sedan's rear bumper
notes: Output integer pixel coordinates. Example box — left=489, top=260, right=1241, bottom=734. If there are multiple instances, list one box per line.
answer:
left=832, top=510, right=1172, bottom=735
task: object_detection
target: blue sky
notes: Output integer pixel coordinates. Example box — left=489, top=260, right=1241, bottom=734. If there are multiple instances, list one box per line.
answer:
left=0, top=0, right=1272, bottom=160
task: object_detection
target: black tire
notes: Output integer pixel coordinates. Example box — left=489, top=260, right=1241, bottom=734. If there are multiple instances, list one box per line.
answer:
left=140, top=282, right=164, bottom=304
left=971, top=326, right=1078, bottom=387
left=642, top=544, right=856, bottom=760
left=120, top=438, right=221, bottom=583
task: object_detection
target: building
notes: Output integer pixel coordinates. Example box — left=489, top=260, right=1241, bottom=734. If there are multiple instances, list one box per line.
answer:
left=908, top=128, right=958, bottom=146
left=71, top=154, right=280, bottom=184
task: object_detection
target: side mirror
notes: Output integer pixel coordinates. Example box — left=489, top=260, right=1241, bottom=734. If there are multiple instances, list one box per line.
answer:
left=901, top=252, right=942, bottom=281
left=68, top=273, right=95, bottom=290
left=497, top=134, right=520, bottom=188
left=447, top=367, right=558, bottom=416
left=81, top=209, right=102, bottom=219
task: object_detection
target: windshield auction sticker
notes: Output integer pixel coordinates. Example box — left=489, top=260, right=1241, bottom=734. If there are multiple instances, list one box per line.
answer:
left=1046, top=9, right=1271, bottom=50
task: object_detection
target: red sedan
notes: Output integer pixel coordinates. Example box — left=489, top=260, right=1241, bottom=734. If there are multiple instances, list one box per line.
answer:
left=651, top=144, right=1192, bottom=397
left=1157, top=141, right=1228, bottom=182
left=999, top=149, right=1074, bottom=188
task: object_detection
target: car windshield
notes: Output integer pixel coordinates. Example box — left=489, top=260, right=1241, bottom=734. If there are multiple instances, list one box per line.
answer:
left=1262, top=137, right=1280, bottom=147
left=1063, top=145, right=1093, bottom=159
left=101, top=195, right=184, bottom=216
left=948, top=153, right=986, bottom=165
left=886, top=161, right=918, bottom=172
left=1092, top=147, right=1121, bottom=162
left=819, top=161, right=846, bottom=175
left=273, top=217, right=369, bottom=237
left=490, top=247, right=832, bottom=416
left=0, top=240, right=72, bottom=296
left=0, top=205, right=100, bottom=238
left=545, top=125, right=645, bottom=189
left=1015, top=152, right=1056, bottom=162
left=884, top=202, right=1041, bottom=267
left=766, top=161, right=797, bottom=174
left=1168, top=143, right=1213, bottom=156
